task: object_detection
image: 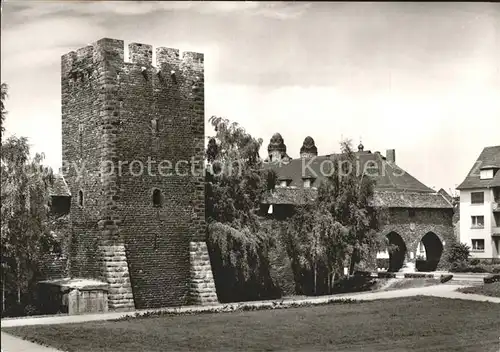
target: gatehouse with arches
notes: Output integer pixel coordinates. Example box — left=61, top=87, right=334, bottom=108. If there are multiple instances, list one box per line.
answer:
left=262, top=135, right=457, bottom=272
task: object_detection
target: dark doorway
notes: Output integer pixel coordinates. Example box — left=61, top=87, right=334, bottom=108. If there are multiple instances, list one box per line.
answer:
left=418, top=232, right=443, bottom=271
left=386, top=232, right=407, bottom=272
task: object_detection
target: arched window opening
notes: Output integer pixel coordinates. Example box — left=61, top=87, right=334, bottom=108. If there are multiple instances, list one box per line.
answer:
left=153, top=189, right=163, bottom=207
left=151, top=119, right=159, bottom=133
left=78, top=190, right=84, bottom=207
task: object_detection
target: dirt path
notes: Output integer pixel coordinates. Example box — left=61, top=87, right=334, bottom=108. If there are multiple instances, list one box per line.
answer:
left=1, top=331, right=62, bottom=352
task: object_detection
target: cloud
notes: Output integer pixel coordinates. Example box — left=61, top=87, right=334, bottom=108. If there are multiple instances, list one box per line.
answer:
left=3, top=1, right=311, bottom=24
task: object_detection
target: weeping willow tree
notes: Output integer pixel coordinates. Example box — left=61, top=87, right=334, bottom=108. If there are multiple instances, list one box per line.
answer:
left=205, top=116, right=279, bottom=302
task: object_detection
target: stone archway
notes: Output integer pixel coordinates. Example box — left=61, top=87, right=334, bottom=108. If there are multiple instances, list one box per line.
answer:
left=417, top=232, right=443, bottom=272
left=386, top=232, right=407, bottom=272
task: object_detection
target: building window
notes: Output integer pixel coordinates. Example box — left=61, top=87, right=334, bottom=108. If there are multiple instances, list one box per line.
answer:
left=471, top=192, right=484, bottom=204
left=78, top=190, right=84, bottom=207
left=471, top=215, right=484, bottom=228
left=480, top=169, right=493, bottom=180
left=471, top=239, right=485, bottom=252
left=279, top=179, right=291, bottom=187
left=408, top=208, right=416, bottom=218
left=152, top=189, right=163, bottom=207
left=151, top=119, right=159, bottom=133
left=303, top=179, right=311, bottom=188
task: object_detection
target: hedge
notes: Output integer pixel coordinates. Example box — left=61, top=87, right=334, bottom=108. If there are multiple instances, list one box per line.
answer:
left=484, top=274, right=500, bottom=284
left=440, top=274, right=453, bottom=283
left=377, top=272, right=396, bottom=279
left=404, top=273, right=434, bottom=279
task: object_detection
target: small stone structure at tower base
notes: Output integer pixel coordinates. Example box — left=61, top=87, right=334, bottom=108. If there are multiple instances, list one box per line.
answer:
left=37, top=278, right=109, bottom=315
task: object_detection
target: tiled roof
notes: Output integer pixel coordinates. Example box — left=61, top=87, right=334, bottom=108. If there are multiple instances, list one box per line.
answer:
left=371, top=191, right=452, bottom=209
left=261, top=150, right=453, bottom=209
left=49, top=174, right=71, bottom=197
left=262, top=188, right=453, bottom=209
left=265, top=187, right=318, bottom=205
left=263, top=151, right=434, bottom=193
left=457, top=146, right=500, bottom=190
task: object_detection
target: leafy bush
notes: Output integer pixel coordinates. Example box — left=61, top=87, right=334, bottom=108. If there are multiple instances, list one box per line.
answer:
left=378, top=272, right=396, bottom=279
left=376, top=258, right=390, bottom=270
left=445, top=242, right=470, bottom=265
left=331, top=276, right=376, bottom=294
left=353, top=270, right=372, bottom=277
left=484, top=274, right=500, bottom=284
left=469, top=258, right=480, bottom=266
left=449, top=262, right=497, bottom=273
left=24, top=304, right=39, bottom=316
left=440, top=274, right=453, bottom=283
left=404, top=273, right=434, bottom=279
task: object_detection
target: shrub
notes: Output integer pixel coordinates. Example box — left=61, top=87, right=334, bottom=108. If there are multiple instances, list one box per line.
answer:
left=378, top=272, right=396, bottom=279
left=404, top=273, right=434, bottom=279
left=445, top=242, right=470, bottom=264
left=440, top=274, right=453, bottom=283
left=469, top=258, right=480, bottom=266
left=24, top=304, right=39, bottom=316
left=332, top=276, right=376, bottom=294
left=484, top=274, right=500, bottom=284
left=353, top=270, right=372, bottom=278
left=469, top=266, right=488, bottom=273
left=376, top=258, right=390, bottom=270
left=450, top=261, right=470, bottom=273
left=450, top=262, right=494, bottom=273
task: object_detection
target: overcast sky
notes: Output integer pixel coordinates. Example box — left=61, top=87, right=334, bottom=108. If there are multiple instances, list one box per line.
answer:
left=2, top=1, right=499, bottom=193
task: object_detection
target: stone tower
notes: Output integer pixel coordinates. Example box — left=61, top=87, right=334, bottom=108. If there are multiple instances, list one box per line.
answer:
left=61, top=38, right=217, bottom=310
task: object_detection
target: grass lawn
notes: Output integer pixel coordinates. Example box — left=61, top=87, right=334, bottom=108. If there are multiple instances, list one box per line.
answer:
left=457, top=282, right=500, bottom=298
left=3, top=296, right=500, bottom=352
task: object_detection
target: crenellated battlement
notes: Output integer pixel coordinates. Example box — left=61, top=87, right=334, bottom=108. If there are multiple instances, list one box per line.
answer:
left=62, top=38, right=203, bottom=79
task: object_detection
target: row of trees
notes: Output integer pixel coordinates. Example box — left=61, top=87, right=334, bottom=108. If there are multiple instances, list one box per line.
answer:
left=205, top=116, right=384, bottom=299
left=281, top=142, right=383, bottom=294
left=1, top=82, right=57, bottom=315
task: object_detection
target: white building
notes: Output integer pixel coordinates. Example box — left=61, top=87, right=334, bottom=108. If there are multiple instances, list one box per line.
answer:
left=457, top=146, right=500, bottom=259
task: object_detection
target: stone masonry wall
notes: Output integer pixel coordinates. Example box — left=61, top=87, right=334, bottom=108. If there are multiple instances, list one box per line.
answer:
left=62, top=42, right=104, bottom=279
left=62, top=38, right=212, bottom=309
left=189, top=242, right=218, bottom=305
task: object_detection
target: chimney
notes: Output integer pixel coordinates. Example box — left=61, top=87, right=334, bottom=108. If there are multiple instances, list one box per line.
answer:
left=386, top=149, right=396, bottom=163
